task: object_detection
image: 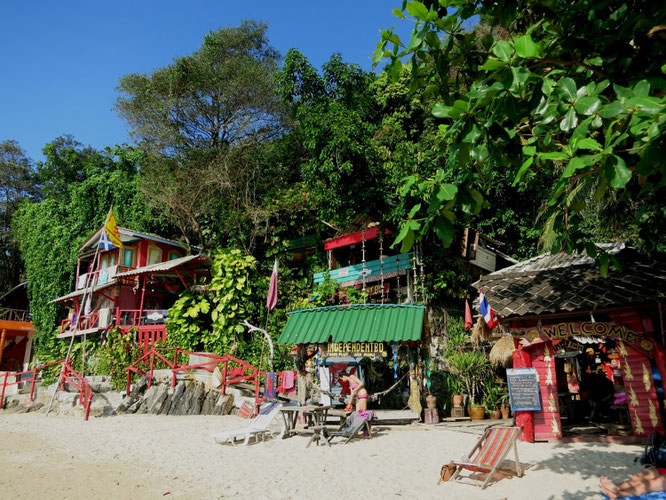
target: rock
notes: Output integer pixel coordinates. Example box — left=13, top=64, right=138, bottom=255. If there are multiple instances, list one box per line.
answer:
left=213, top=393, right=235, bottom=416
left=27, top=402, right=44, bottom=413
left=201, top=390, right=218, bottom=415
left=126, top=398, right=143, bottom=414
left=147, top=385, right=169, bottom=414
left=167, top=382, right=187, bottom=415
left=138, top=385, right=159, bottom=414
left=186, top=384, right=205, bottom=415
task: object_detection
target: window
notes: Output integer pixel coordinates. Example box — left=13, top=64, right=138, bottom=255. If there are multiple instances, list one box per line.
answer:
left=100, top=256, right=109, bottom=269
left=169, top=252, right=181, bottom=261
left=147, top=246, right=162, bottom=265
left=123, top=248, right=135, bottom=267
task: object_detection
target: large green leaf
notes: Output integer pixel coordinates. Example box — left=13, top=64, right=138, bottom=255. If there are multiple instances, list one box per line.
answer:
left=560, top=107, right=578, bottom=132
left=574, top=96, right=601, bottom=115
left=436, top=183, right=458, bottom=200
left=406, top=1, right=429, bottom=20
left=513, top=156, right=533, bottom=186
left=434, top=216, right=456, bottom=247
left=493, top=41, right=513, bottom=61
left=558, top=78, right=577, bottom=101
left=598, top=101, right=623, bottom=118
left=432, top=103, right=452, bottom=118
left=603, top=155, right=632, bottom=189
left=514, top=34, right=541, bottom=58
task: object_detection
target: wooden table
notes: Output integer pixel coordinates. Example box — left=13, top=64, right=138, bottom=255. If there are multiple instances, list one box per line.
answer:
left=279, top=405, right=333, bottom=447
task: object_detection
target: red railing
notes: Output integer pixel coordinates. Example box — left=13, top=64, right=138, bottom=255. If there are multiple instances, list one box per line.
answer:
left=125, top=348, right=263, bottom=405
left=1, top=358, right=93, bottom=421
left=59, top=361, right=93, bottom=421
left=60, top=311, right=100, bottom=334
left=118, top=309, right=168, bottom=328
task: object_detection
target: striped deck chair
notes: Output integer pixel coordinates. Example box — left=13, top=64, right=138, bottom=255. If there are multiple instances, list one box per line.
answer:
left=451, top=425, right=523, bottom=489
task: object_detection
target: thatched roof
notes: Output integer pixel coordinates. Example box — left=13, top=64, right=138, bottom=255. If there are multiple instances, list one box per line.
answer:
left=489, top=335, right=515, bottom=368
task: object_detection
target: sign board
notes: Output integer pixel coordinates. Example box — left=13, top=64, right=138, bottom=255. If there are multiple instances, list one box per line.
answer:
left=324, top=342, right=387, bottom=358
left=511, top=322, right=655, bottom=357
left=506, top=368, right=541, bottom=411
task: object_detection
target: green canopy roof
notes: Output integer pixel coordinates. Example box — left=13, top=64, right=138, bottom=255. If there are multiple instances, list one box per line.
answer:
left=278, top=304, right=425, bottom=344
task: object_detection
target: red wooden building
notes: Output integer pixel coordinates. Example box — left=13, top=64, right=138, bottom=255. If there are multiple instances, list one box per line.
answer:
left=476, top=243, right=666, bottom=440
left=54, top=225, right=208, bottom=346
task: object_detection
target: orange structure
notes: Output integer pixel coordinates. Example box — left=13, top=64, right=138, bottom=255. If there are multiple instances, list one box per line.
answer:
left=0, top=283, right=36, bottom=373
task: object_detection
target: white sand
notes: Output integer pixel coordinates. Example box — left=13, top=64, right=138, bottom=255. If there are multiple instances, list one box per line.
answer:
left=0, top=413, right=646, bottom=499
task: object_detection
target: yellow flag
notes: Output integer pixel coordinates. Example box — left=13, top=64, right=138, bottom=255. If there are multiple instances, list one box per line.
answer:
left=103, top=210, right=123, bottom=249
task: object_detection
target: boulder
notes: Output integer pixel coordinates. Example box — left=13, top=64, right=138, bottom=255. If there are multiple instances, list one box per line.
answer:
left=167, top=382, right=187, bottom=415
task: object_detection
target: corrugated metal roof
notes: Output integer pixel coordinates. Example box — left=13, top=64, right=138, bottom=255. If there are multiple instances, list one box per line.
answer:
left=78, top=226, right=192, bottom=253
left=278, top=303, right=425, bottom=344
left=114, top=255, right=208, bottom=278
left=52, top=282, right=115, bottom=303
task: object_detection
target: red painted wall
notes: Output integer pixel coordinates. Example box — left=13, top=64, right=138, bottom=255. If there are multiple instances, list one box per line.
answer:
left=527, top=342, right=563, bottom=440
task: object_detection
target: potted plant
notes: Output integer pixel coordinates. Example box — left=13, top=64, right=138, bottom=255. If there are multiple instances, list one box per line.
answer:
left=447, top=350, right=491, bottom=420
left=484, top=385, right=505, bottom=420
left=446, top=373, right=464, bottom=408
left=500, top=393, right=511, bottom=419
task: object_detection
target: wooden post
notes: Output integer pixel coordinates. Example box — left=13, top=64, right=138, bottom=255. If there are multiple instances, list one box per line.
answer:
left=138, top=275, right=146, bottom=325
left=0, top=329, right=6, bottom=368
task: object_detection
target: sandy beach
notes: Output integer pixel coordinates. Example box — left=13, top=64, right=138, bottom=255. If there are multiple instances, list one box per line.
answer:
left=0, top=413, right=646, bottom=500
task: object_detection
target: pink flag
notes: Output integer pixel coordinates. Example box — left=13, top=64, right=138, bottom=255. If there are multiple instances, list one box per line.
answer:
left=464, top=299, right=473, bottom=330
left=266, top=259, right=278, bottom=311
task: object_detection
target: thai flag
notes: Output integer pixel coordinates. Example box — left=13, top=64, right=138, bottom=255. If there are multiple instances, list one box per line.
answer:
left=478, top=290, right=499, bottom=328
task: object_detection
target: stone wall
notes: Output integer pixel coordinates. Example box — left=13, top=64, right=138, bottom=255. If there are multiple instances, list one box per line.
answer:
left=0, top=371, right=256, bottom=418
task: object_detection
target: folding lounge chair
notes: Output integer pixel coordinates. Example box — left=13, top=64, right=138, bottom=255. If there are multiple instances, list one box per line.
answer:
left=451, top=425, right=523, bottom=489
left=211, top=402, right=283, bottom=446
left=327, top=412, right=373, bottom=445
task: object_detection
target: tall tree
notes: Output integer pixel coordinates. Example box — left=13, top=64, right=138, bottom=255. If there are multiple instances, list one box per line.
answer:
left=378, top=1, right=666, bottom=269
left=0, top=140, right=39, bottom=293
left=116, top=20, right=287, bottom=251
left=116, top=20, right=284, bottom=154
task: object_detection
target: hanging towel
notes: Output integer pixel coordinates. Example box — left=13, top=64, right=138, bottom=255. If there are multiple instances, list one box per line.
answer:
left=265, top=372, right=277, bottom=399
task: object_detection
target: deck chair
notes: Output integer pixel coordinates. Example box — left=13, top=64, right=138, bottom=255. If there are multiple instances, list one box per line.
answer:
left=211, top=402, right=283, bottom=446
left=451, top=425, right=523, bottom=489
left=327, top=412, right=373, bottom=445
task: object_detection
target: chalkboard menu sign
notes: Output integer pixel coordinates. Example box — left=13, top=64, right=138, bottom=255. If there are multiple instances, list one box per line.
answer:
left=506, top=368, right=541, bottom=411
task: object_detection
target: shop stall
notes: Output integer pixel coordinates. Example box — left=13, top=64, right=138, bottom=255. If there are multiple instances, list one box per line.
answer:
left=475, top=244, right=666, bottom=440
left=278, top=303, right=427, bottom=410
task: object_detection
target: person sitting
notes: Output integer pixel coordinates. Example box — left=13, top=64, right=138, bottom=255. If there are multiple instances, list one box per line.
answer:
left=339, top=370, right=368, bottom=412
left=600, top=469, right=666, bottom=498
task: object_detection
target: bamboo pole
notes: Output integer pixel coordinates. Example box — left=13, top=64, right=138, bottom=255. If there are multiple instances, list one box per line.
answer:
left=46, top=221, right=105, bottom=416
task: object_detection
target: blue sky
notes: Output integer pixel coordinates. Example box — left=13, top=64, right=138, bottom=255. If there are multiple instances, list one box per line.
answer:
left=0, top=1, right=414, bottom=163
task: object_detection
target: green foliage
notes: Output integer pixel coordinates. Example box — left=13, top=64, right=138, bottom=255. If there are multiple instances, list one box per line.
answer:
left=446, top=349, right=492, bottom=405
left=483, top=381, right=507, bottom=411
left=116, top=20, right=282, bottom=154
left=166, top=248, right=257, bottom=355
left=12, top=137, right=169, bottom=361
left=96, top=327, right=142, bottom=391
left=379, top=1, right=666, bottom=259
left=0, top=140, right=39, bottom=294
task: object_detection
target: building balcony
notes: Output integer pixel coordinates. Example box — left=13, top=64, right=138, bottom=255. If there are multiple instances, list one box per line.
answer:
left=59, top=308, right=169, bottom=337
left=0, top=308, right=31, bottom=323
left=75, top=265, right=135, bottom=290
left=313, top=252, right=414, bottom=287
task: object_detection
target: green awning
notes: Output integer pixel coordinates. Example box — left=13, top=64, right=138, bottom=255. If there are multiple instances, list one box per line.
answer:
left=278, top=304, right=425, bottom=344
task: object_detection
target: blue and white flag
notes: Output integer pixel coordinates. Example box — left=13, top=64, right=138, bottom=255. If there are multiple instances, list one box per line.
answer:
left=98, top=230, right=115, bottom=250
left=478, top=290, right=499, bottom=328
